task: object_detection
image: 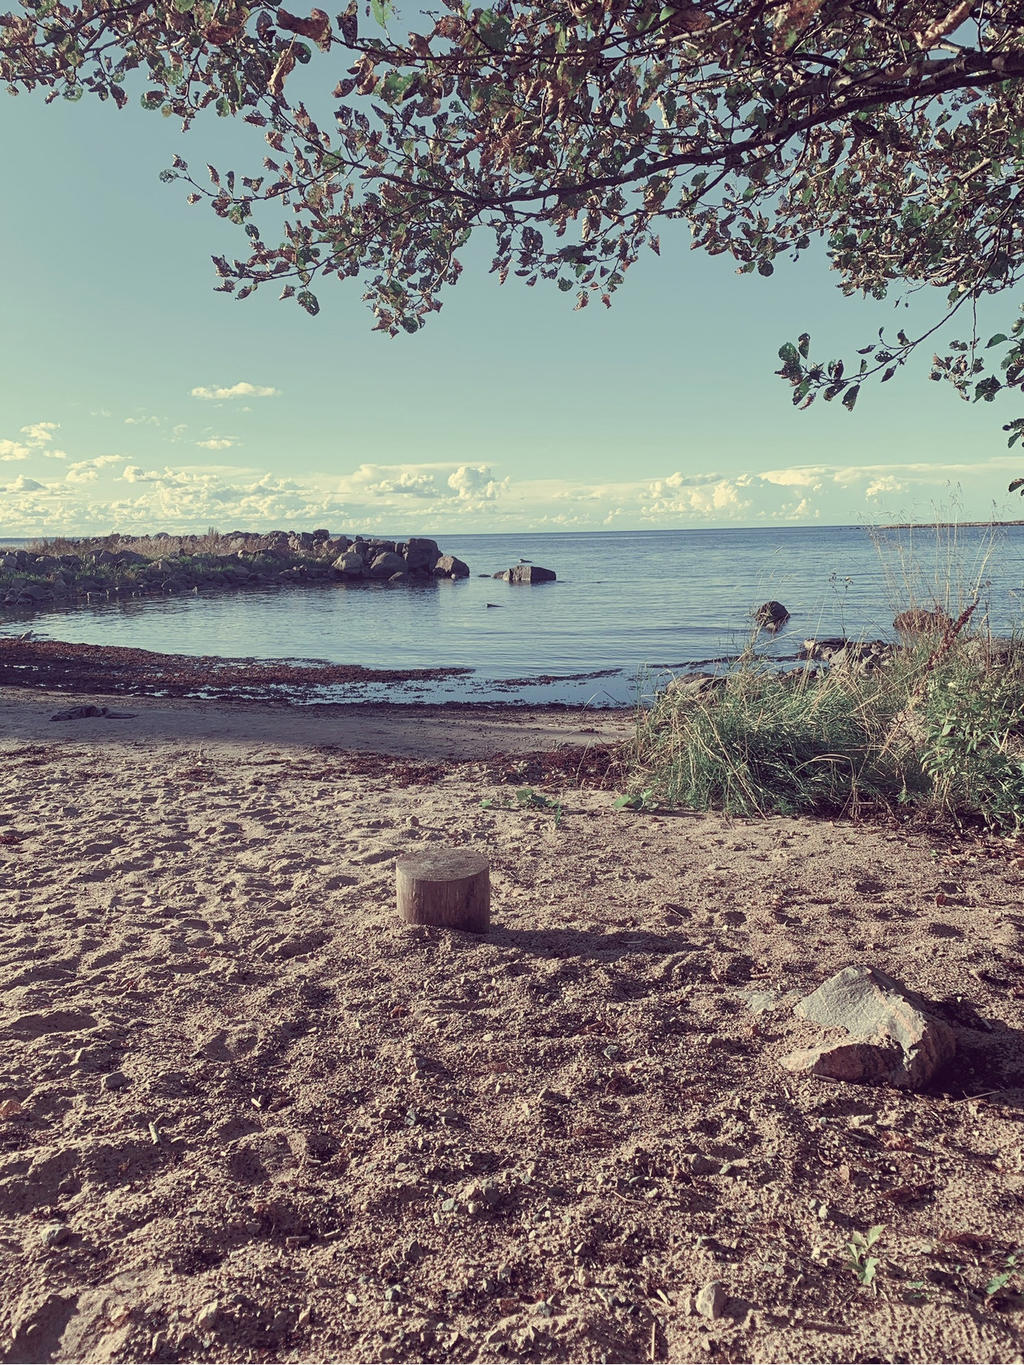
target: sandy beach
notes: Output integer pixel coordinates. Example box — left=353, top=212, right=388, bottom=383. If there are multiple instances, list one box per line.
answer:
left=2, top=686, right=1024, bottom=1364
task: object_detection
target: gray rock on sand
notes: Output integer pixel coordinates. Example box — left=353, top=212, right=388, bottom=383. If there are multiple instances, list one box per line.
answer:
left=695, top=1281, right=728, bottom=1321
left=780, top=965, right=955, bottom=1089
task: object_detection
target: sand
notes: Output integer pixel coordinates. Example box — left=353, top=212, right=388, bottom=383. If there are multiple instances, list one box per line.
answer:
left=1, top=686, right=1023, bottom=1365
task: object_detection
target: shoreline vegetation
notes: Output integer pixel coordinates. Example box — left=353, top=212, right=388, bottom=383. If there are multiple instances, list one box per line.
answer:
left=0, top=528, right=473, bottom=613
left=628, top=613, right=1024, bottom=832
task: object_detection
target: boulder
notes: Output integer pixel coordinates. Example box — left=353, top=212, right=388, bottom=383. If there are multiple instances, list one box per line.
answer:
left=404, top=537, right=440, bottom=572
left=753, top=600, right=790, bottom=631
left=780, top=965, right=955, bottom=1090
left=508, top=564, right=556, bottom=584
left=332, top=551, right=365, bottom=578
left=433, top=554, right=470, bottom=579
left=368, top=551, right=406, bottom=579
left=665, top=672, right=725, bottom=699
left=893, top=608, right=952, bottom=635
left=800, top=637, right=847, bottom=661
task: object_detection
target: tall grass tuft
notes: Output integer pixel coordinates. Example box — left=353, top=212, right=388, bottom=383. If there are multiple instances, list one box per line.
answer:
left=627, top=627, right=1024, bottom=830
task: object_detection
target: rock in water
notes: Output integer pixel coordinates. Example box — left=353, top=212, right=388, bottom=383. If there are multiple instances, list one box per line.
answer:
left=780, top=965, right=955, bottom=1089
left=753, top=600, right=789, bottom=631
left=492, top=565, right=557, bottom=583
left=432, top=554, right=470, bottom=579
left=368, top=550, right=406, bottom=579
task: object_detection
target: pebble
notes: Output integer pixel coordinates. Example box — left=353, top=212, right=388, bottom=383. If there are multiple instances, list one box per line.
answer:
left=103, top=1071, right=130, bottom=1091
left=689, top=1153, right=721, bottom=1176
left=194, top=1303, right=220, bottom=1330
left=41, top=1222, right=71, bottom=1248
left=695, top=1280, right=728, bottom=1321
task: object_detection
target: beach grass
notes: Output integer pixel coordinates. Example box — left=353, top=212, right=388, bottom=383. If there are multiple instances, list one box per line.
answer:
left=625, top=621, right=1024, bottom=829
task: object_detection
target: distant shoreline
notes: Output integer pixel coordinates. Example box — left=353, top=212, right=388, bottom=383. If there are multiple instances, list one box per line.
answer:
left=878, top=519, right=1024, bottom=530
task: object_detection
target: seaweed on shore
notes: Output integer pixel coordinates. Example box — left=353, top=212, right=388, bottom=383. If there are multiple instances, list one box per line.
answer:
left=0, top=638, right=471, bottom=700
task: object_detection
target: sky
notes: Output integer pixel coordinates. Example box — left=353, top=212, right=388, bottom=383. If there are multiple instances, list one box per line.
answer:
left=2, top=71, right=1023, bottom=537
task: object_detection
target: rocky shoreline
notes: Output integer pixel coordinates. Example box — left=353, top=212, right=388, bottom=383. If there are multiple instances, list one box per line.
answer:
left=0, top=530, right=472, bottom=612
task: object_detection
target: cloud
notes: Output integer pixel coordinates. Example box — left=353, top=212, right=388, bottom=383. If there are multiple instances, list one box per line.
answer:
left=196, top=438, right=239, bottom=450
left=3, top=475, right=45, bottom=492
left=64, top=456, right=125, bottom=485
left=865, top=475, right=906, bottom=499
left=122, top=465, right=164, bottom=483
left=191, top=382, right=280, bottom=400
left=0, top=440, right=29, bottom=461
left=124, top=415, right=163, bottom=427
left=21, top=421, right=60, bottom=445
left=447, top=464, right=510, bottom=501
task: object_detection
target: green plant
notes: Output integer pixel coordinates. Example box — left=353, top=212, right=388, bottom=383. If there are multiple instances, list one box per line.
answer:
left=985, top=1250, right=1022, bottom=1299
left=480, top=788, right=564, bottom=828
left=624, top=596, right=1024, bottom=831
left=846, top=1225, right=884, bottom=1287
left=921, top=670, right=1024, bottom=831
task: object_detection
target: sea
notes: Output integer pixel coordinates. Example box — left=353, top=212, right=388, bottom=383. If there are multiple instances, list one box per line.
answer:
left=2, top=524, right=1023, bottom=705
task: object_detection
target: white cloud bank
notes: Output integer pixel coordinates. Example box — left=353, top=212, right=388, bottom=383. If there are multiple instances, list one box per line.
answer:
left=0, top=446, right=1020, bottom=537
left=191, top=382, right=279, bottom=400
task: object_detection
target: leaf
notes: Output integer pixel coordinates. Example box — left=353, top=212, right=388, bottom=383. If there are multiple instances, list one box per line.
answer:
left=985, top=1270, right=1014, bottom=1296
left=370, top=0, right=393, bottom=27
left=206, top=20, right=244, bottom=43
left=757, top=259, right=774, bottom=276
left=987, top=333, right=1008, bottom=348
left=778, top=342, right=799, bottom=364
left=477, top=8, right=511, bottom=51
left=1009, top=478, right=1024, bottom=492
left=276, top=8, right=331, bottom=48
left=842, top=383, right=860, bottom=411
left=338, top=0, right=357, bottom=43
left=269, top=47, right=296, bottom=95
left=880, top=366, right=897, bottom=382
left=297, top=289, right=320, bottom=315
left=797, top=332, right=810, bottom=358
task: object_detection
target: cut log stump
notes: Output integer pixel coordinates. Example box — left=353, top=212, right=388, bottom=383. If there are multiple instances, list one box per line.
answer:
left=396, top=848, right=490, bottom=934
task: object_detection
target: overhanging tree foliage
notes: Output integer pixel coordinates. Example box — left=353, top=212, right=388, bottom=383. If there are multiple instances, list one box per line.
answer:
left=4, top=0, right=1024, bottom=475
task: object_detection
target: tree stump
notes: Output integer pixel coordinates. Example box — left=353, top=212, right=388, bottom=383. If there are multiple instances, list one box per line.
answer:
left=396, top=848, right=490, bottom=934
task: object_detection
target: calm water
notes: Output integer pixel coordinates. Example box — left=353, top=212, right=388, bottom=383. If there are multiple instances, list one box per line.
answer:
left=3, top=526, right=1023, bottom=704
